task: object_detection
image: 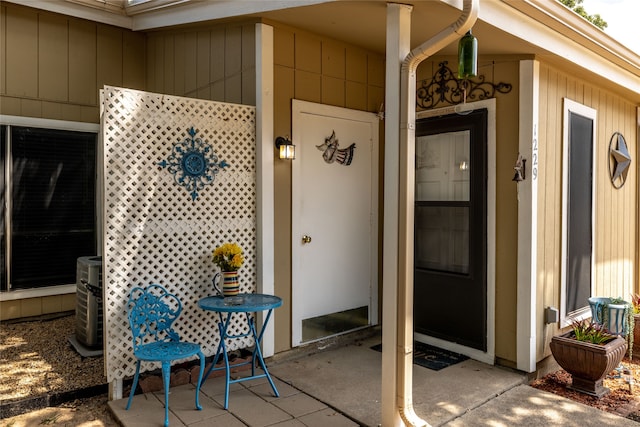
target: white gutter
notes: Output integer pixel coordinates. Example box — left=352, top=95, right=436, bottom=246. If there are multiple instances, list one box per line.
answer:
left=395, top=0, right=478, bottom=425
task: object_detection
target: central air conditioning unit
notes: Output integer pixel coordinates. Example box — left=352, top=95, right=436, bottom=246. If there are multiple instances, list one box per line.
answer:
left=75, top=256, right=103, bottom=349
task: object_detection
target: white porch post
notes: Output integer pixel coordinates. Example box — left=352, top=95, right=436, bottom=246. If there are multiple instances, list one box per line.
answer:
left=516, top=59, right=539, bottom=372
left=382, top=4, right=412, bottom=426
left=384, top=1, right=478, bottom=424
left=255, top=23, right=276, bottom=357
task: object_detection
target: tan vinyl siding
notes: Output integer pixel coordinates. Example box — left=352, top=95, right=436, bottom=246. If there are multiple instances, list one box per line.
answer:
left=272, top=24, right=384, bottom=352
left=0, top=3, right=146, bottom=122
left=39, top=13, right=69, bottom=102
left=69, top=20, right=98, bottom=106
left=537, top=61, right=638, bottom=360
left=345, top=48, right=368, bottom=111
left=145, top=23, right=256, bottom=105
left=0, top=4, right=5, bottom=96
left=0, top=3, right=145, bottom=319
left=123, top=31, right=145, bottom=89
left=5, top=5, right=38, bottom=100
left=0, top=295, right=75, bottom=321
left=493, top=59, right=522, bottom=365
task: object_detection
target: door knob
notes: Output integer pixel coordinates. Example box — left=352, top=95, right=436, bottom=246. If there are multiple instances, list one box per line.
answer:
left=302, top=235, right=312, bottom=244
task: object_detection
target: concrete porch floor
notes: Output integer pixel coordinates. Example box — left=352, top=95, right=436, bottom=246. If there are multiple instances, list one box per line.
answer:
left=108, top=333, right=639, bottom=427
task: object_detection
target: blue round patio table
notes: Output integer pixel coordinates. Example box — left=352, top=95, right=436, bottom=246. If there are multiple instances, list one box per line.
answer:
left=198, top=293, right=282, bottom=409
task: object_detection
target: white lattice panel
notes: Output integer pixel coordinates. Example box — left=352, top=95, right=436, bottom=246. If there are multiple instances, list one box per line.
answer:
left=101, top=86, right=257, bottom=382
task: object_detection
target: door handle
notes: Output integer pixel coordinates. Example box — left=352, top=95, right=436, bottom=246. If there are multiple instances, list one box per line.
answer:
left=302, top=235, right=312, bottom=244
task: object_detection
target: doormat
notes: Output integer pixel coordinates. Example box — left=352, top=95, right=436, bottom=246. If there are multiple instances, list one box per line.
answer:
left=370, top=342, right=469, bottom=371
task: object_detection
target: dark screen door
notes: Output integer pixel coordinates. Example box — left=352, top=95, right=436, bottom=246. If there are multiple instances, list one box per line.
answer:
left=414, top=109, right=487, bottom=351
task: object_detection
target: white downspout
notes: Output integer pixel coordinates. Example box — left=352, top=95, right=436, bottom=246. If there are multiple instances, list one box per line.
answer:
left=396, top=1, right=478, bottom=426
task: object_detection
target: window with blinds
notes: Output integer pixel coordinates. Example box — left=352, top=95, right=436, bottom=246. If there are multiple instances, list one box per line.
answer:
left=1, top=125, right=97, bottom=291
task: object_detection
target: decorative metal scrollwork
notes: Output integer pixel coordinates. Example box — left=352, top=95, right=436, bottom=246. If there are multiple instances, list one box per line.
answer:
left=416, top=61, right=512, bottom=110
left=158, top=127, right=229, bottom=201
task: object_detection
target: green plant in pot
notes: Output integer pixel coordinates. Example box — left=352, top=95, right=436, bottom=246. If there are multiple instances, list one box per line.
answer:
left=550, top=319, right=627, bottom=397
left=571, top=320, right=616, bottom=344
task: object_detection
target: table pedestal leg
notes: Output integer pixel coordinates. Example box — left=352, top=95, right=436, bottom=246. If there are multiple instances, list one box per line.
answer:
left=201, top=308, right=279, bottom=409
left=248, top=310, right=279, bottom=397
left=201, top=313, right=233, bottom=408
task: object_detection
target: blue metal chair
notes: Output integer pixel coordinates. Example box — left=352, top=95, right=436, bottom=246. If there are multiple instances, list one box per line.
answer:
left=126, top=284, right=205, bottom=427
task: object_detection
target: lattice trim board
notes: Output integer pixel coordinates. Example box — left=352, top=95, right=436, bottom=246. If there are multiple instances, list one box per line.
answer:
left=101, top=86, right=257, bottom=382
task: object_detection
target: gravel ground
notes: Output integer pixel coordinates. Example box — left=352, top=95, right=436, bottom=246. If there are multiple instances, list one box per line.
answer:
left=1, top=395, right=118, bottom=427
left=0, top=314, right=117, bottom=426
left=530, top=355, right=640, bottom=422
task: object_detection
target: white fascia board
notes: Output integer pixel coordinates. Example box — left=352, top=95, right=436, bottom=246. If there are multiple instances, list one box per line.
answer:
left=0, top=115, right=100, bottom=132
left=4, top=0, right=133, bottom=28
left=480, top=0, right=640, bottom=97
left=518, top=0, right=640, bottom=72
left=130, top=0, right=334, bottom=31
left=0, top=285, right=76, bottom=302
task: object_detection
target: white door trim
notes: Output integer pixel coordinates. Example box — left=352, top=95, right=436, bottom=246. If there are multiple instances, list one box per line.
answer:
left=559, top=98, right=597, bottom=326
left=290, top=99, right=379, bottom=347
left=516, top=59, right=539, bottom=373
left=415, top=98, right=496, bottom=366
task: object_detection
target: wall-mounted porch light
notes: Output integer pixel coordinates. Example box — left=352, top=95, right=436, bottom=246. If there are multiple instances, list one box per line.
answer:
left=275, top=136, right=296, bottom=160
left=458, top=29, right=478, bottom=79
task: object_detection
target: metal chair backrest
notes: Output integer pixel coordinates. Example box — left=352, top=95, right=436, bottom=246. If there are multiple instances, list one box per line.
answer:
left=127, top=284, right=182, bottom=352
left=125, top=284, right=205, bottom=426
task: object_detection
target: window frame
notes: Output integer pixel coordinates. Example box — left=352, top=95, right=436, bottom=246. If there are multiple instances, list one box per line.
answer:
left=559, top=99, right=597, bottom=327
left=0, top=115, right=99, bottom=300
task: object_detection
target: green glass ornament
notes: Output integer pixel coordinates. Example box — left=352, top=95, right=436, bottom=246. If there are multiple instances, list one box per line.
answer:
left=458, top=30, right=478, bottom=79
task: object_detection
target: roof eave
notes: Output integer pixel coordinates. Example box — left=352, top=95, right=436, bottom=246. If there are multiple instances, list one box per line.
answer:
left=499, top=0, right=640, bottom=97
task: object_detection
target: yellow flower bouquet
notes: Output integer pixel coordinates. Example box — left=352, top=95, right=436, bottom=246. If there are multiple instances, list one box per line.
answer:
left=212, top=242, right=244, bottom=272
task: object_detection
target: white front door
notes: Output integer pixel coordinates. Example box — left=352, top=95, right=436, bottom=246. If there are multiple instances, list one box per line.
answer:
left=291, top=100, right=379, bottom=347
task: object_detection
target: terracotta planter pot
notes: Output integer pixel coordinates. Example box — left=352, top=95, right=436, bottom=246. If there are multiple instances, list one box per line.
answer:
left=634, top=314, right=640, bottom=360
left=550, top=331, right=626, bottom=397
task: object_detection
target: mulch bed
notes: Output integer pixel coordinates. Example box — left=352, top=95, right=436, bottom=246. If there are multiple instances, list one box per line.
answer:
left=531, top=356, right=640, bottom=422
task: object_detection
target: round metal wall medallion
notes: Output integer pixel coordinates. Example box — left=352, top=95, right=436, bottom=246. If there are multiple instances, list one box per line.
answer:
left=158, top=127, right=229, bottom=200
